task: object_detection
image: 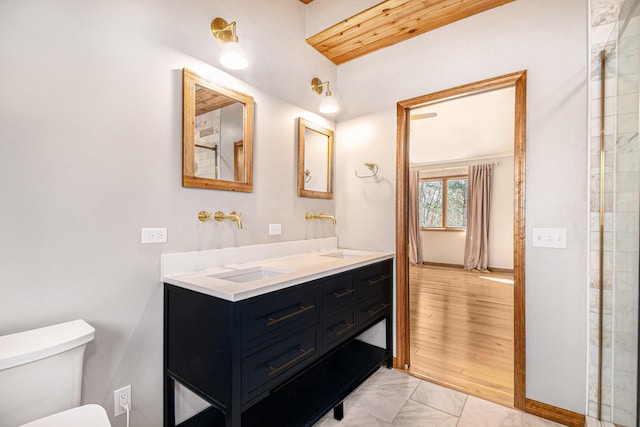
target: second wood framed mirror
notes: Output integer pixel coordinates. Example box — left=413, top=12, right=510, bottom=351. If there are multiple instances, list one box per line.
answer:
left=297, top=118, right=334, bottom=199
left=182, top=68, right=254, bottom=192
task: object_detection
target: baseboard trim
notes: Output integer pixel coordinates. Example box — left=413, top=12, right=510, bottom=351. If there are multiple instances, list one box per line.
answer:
left=525, top=399, right=585, bottom=427
left=421, top=262, right=514, bottom=274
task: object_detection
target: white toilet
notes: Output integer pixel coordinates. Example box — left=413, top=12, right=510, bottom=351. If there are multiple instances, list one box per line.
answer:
left=0, top=320, right=112, bottom=426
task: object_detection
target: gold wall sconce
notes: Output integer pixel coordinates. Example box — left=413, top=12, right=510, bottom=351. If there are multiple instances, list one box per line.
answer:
left=211, top=17, right=248, bottom=70
left=311, top=77, right=339, bottom=114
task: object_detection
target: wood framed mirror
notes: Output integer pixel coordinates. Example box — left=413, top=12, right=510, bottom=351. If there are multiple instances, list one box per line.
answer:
left=182, top=68, right=254, bottom=192
left=297, top=118, right=333, bottom=199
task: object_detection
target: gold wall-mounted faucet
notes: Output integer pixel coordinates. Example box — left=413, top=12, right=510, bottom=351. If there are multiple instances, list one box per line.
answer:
left=198, top=210, right=243, bottom=229
left=305, top=212, right=336, bottom=225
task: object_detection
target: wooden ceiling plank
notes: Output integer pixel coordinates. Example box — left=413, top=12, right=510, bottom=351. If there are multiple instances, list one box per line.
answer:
left=329, top=0, right=506, bottom=57
left=315, top=0, right=462, bottom=53
left=306, top=0, right=514, bottom=65
left=195, top=87, right=237, bottom=115
left=307, top=0, right=424, bottom=46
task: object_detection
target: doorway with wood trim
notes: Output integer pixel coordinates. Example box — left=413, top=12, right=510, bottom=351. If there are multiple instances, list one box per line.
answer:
left=395, top=71, right=527, bottom=409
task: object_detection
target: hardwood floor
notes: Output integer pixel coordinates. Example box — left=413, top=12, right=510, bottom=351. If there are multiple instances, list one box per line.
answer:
left=408, top=264, right=515, bottom=407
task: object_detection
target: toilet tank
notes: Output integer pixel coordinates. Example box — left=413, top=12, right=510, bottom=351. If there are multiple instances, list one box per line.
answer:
left=0, top=320, right=95, bottom=426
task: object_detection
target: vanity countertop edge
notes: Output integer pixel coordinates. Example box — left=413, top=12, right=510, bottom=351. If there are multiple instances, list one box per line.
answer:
left=163, top=249, right=394, bottom=302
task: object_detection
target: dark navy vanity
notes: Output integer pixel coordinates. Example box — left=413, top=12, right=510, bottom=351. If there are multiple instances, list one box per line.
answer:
left=163, top=257, right=393, bottom=427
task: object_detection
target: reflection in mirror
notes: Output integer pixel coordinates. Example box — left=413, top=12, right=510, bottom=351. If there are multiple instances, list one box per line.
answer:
left=297, top=118, right=333, bottom=199
left=183, top=68, right=254, bottom=192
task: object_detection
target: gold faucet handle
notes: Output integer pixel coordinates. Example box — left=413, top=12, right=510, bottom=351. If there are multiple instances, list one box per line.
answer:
left=198, top=210, right=212, bottom=222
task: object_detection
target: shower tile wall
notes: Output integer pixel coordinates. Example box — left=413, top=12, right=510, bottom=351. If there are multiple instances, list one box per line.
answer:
left=589, top=0, right=639, bottom=424
left=194, top=110, right=220, bottom=179
left=612, top=2, right=639, bottom=425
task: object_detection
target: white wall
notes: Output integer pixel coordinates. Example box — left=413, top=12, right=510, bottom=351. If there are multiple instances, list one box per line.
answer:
left=335, top=0, right=588, bottom=413
left=489, top=156, right=515, bottom=269
left=0, top=1, right=336, bottom=426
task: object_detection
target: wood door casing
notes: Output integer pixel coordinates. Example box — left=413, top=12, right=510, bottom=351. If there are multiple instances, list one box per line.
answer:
left=395, top=70, right=527, bottom=410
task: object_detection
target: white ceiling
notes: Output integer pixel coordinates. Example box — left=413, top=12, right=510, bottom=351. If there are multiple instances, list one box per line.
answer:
left=409, top=86, right=515, bottom=166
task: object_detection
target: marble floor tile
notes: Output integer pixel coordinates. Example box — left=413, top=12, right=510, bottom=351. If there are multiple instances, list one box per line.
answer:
left=313, top=369, right=578, bottom=427
left=391, top=399, right=458, bottom=426
left=347, top=368, right=421, bottom=423
left=409, top=379, right=468, bottom=417
left=314, top=405, right=392, bottom=427
left=456, top=395, right=523, bottom=427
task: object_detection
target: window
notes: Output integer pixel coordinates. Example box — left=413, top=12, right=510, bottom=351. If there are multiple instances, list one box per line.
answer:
left=418, top=176, right=468, bottom=229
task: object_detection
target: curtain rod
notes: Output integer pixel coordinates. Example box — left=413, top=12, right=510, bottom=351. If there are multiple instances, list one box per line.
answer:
left=416, top=161, right=499, bottom=172
left=409, top=154, right=513, bottom=170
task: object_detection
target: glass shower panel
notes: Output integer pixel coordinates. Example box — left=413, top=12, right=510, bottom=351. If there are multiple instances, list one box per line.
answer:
left=611, top=1, right=640, bottom=425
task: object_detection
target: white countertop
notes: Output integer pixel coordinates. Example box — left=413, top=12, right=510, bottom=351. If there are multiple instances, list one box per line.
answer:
left=162, top=245, right=394, bottom=302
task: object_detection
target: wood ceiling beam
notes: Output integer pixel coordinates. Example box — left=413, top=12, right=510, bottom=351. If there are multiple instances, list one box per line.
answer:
left=306, top=0, right=514, bottom=65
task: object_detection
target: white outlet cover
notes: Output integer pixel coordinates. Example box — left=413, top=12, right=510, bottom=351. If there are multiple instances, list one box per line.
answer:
left=113, top=384, right=131, bottom=417
left=269, top=224, right=282, bottom=235
left=141, top=227, right=167, bottom=244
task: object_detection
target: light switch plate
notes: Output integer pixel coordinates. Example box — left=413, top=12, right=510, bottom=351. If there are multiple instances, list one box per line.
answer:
left=532, top=227, right=567, bottom=248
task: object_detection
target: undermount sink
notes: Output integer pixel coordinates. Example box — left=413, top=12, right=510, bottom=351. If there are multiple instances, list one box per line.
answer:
left=320, top=251, right=368, bottom=259
left=208, top=266, right=294, bottom=283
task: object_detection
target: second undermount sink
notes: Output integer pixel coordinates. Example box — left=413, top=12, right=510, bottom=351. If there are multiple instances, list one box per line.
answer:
left=208, top=266, right=294, bottom=283
left=320, top=251, right=370, bottom=259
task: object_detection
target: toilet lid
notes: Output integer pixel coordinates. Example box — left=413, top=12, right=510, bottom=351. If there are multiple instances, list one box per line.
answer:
left=19, top=404, right=112, bottom=427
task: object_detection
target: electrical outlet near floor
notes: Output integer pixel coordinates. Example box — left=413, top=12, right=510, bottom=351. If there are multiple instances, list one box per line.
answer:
left=113, top=384, right=132, bottom=417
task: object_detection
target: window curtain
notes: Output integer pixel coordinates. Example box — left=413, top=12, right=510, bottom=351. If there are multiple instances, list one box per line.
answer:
left=409, top=171, right=423, bottom=265
left=464, top=164, right=493, bottom=271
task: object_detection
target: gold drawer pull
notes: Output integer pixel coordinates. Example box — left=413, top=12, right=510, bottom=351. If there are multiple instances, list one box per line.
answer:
left=367, top=275, right=391, bottom=285
left=267, top=347, right=315, bottom=377
left=267, top=305, right=315, bottom=326
left=366, top=303, right=390, bottom=317
left=332, top=322, right=355, bottom=336
left=333, top=288, right=355, bottom=298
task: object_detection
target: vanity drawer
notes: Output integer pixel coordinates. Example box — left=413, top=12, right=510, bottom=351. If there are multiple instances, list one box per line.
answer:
left=354, top=260, right=392, bottom=299
left=322, top=274, right=356, bottom=314
left=241, top=327, right=319, bottom=404
left=357, top=292, right=391, bottom=329
left=323, top=308, right=356, bottom=351
left=242, top=282, right=320, bottom=349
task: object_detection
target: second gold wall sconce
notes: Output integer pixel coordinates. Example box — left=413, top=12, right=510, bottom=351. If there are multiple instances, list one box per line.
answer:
left=311, top=77, right=339, bottom=114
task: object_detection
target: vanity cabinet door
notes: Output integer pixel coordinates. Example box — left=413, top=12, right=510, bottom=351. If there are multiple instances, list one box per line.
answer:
left=323, top=308, right=357, bottom=351
left=322, top=274, right=356, bottom=315
left=241, top=327, right=320, bottom=404
left=242, top=281, right=320, bottom=350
